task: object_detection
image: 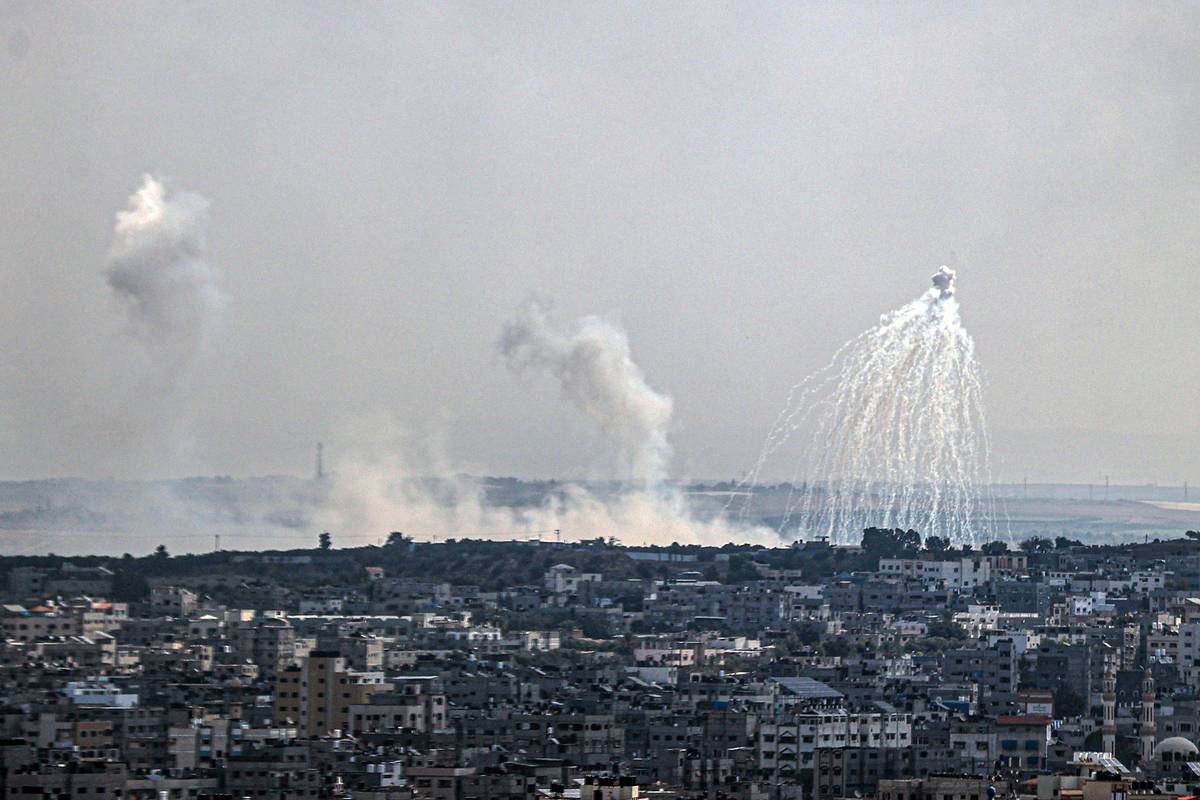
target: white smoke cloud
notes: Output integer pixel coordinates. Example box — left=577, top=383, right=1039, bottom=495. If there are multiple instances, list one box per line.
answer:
left=498, top=300, right=673, bottom=485
left=98, top=175, right=225, bottom=473
left=317, top=414, right=776, bottom=547
left=301, top=304, right=775, bottom=548
left=105, top=175, right=224, bottom=373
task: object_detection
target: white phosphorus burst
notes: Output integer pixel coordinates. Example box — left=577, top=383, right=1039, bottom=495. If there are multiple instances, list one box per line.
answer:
left=736, top=267, right=999, bottom=546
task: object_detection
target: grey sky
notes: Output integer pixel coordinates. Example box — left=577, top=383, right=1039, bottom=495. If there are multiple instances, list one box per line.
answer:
left=1, top=2, right=1197, bottom=485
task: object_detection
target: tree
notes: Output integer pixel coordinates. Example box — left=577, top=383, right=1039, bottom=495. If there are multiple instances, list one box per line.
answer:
left=726, top=555, right=761, bottom=583
left=861, top=528, right=922, bottom=558
left=927, top=614, right=968, bottom=641
left=319, top=531, right=332, bottom=551
left=1054, top=684, right=1086, bottom=718
left=792, top=620, right=823, bottom=646
left=154, top=544, right=169, bottom=559
left=1020, top=536, right=1053, bottom=553
left=981, top=541, right=1009, bottom=555
left=924, top=535, right=951, bottom=554
left=111, top=570, right=149, bottom=602
left=823, top=639, right=852, bottom=658
left=1055, top=536, right=1084, bottom=549
left=386, top=531, right=409, bottom=547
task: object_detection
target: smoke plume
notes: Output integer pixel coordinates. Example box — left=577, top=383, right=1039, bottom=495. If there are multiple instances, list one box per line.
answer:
left=314, top=334, right=772, bottom=547
left=97, top=174, right=225, bottom=472
left=318, top=415, right=776, bottom=547
left=105, top=175, right=224, bottom=372
left=498, top=301, right=673, bottom=484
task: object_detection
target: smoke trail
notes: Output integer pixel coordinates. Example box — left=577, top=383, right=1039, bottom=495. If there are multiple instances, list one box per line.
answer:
left=735, top=267, right=1000, bottom=546
left=498, top=300, right=673, bottom=485
left=105, top=175, right=223, bottom=373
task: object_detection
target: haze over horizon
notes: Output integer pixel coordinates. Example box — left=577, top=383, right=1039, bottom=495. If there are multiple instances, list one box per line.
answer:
left=3, top=3, right=1198, bottom=488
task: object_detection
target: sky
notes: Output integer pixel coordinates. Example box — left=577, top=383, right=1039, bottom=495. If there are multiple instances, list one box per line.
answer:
left=1, top=2, right=1198, bottom=487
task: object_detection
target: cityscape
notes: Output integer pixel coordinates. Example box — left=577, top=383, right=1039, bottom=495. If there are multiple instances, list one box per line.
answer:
left=3, top=4, right=1198, bottom=800
left=2, top=530, right=1200, bottom=800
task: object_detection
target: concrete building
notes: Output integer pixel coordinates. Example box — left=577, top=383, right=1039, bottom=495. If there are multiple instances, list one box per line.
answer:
left=231, top=616, right=297, bottom=681
left=274, top=651, right=390, bottom=737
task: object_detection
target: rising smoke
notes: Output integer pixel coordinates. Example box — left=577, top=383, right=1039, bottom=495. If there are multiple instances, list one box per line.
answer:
left=318, top=414, right=777, bottom=548
left=314, top=305, right=774, bottom=547
left=85, top=194, right=774, bottom=548
left=100, top=175, right=225, bottom=471
left=105, top=175, right=224, bottom=374
left=498, top=300, right=673, bottom=485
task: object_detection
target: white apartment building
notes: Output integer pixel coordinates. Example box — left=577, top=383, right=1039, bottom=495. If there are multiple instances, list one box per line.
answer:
left=878, top=558, right=991, bottom=589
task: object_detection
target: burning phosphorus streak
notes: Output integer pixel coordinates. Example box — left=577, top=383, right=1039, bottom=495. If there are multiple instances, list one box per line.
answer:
left=735, top=267, right=999, bottom=546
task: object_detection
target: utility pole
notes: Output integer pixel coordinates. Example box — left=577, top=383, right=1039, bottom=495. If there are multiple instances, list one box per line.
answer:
left=214, top=533, right=220, bottom=551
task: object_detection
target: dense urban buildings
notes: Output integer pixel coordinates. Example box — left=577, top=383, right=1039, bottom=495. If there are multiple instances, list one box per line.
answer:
left=1, top=529, right=1199, bottom=800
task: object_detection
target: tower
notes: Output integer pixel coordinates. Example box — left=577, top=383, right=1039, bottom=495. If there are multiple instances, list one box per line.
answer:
left=1102, top=645, right=1117, bottom=755
left=1140, top=668, right=1157, bottom=767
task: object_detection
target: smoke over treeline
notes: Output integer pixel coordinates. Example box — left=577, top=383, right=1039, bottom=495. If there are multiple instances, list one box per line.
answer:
left=16, top=178, right=771, bottom=551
